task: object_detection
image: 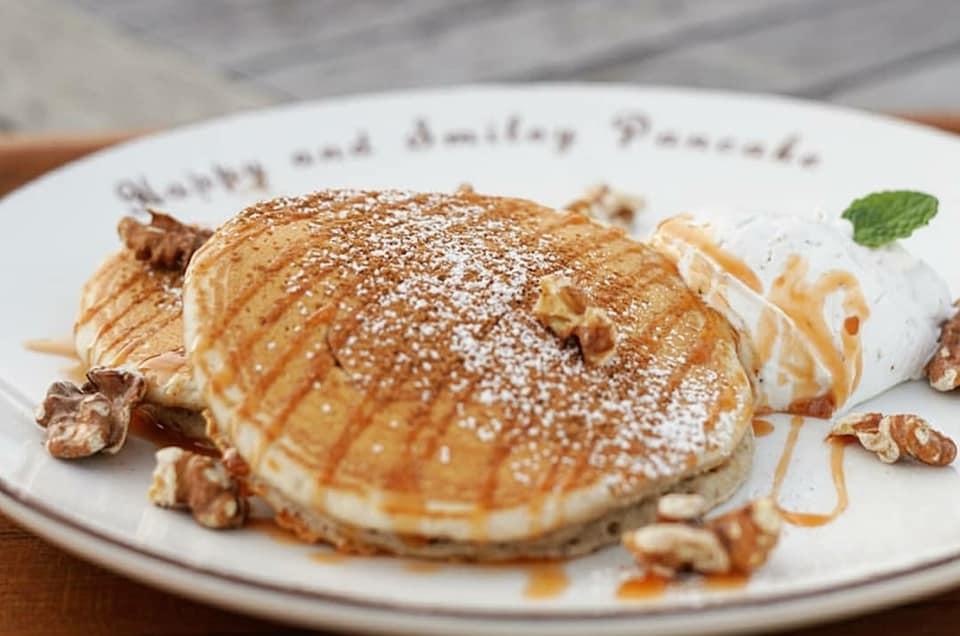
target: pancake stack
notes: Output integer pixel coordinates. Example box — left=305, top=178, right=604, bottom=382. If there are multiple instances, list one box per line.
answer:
left=178, top=189, right=754, bottom=559
left=74, top=250, right=204, bottom=437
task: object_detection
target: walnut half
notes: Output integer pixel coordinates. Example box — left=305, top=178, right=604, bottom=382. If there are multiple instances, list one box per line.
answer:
left=564, top=183, right=645, bottom=231
left=534, top=274, right=617, bottom=366
left=622, top=497, right=782, bottom=577
left=148, top=447, right=249, bottom=529
left=574, top=307, right=617, bottom=366
left=118, top=210, right=213, bottom=272
left=534, top=274, right=588, bottom=339
left=35, top=368, right=145, bottom=458
left=829, top=412, right=956, bottom=466
left=927, top=309, right=960, bottom=391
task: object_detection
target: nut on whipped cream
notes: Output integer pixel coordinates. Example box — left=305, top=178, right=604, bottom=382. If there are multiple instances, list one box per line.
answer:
left=650, top=212, right=952, bottom=417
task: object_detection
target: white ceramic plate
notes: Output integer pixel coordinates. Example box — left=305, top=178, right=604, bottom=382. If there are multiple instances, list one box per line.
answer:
left=2, top=85, right=960, bottom=636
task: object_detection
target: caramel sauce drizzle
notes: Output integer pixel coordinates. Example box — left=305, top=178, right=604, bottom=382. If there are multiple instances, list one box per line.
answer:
left=200, top=208, right=371, bottom=396
left=247, top=520, right=565, bottom=601
left=61, top=362, right=88, bottom=385
left=528, top=292, right=699, bottom=530
left=128, top=408, right=219, bottom=457
left=549, top=292, right=699, bottom=499
left=752, top=418, right=775, bottom=437
left=234, top=248, right=410, bottom=467
left=88, top=283, right=168, bottom=349
left=658, top=218, right=871, bottom=416
left=23, top=338, right=78, bottom=358
left=189, top=204, right=337, bottom=279
left=199, top=194, right=377, bottom=343
left=98, top=291, right=171, bottom=353
left=245, top=517, right=308, bottom=544
left=656, top=216, right=763, bottom=293
left=205, top=195, right=463, bottom=482
left=403, top=561, right=443, bottom=574
left=310, top=221, right=492, bottom=502
left=375, top=214, right=623, bottom=528
left=253, top=305, right=339, bottom=439
left=109, top=311, right=181, bottom=365
left=212, top=262, right=339, bottom=405
left=310, top=551, right=349, bottom=564
left=704, top=572, right=749, bottom=589
left=617, top=572, right=747, bottom=601
left=137, top=349, right=188, bottom=377
left=516, top=237, right=690, bottom=518
left=523, top=562, right=569, bottom=599
left=617, top=573, right=670, bottom=600
left=470, top=226, right=638, bottom=534
left=192, top=193, right=740, bottom=549
left=770, top=415, right=849, bottom=527
left=23, top=338, right=86, bottom=384
left=69, top=251, right=185, bottom=373
left=75, top=268, right=145, bottom=326
left=767, top=255, right=870, bottom=412
left=294, top=211, right=631, bottom=524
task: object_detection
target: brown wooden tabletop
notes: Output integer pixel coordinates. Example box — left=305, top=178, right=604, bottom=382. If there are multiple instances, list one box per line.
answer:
left=3, top=114, right=960, bottom=636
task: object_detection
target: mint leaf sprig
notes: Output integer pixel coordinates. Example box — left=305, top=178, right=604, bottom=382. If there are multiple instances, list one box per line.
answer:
left=842, top=190, right=938, bottom=248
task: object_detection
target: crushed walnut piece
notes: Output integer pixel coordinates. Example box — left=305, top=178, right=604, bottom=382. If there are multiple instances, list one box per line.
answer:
left=656, top=493, right=708, bottom=522
left=574, top=307, right=617, bottom=366
left=623, top=497, right=782, bottom=577
left=623, top=524, right=730, bottom=576
left=220, top=446, right=251, bottom=479
left=534, top=274, right=617, bottom=366
left=709, top=497, right=782, bottom=574
left=829, top=412, right=957, bottom=466
left=148, top=447, right=249, bottom=529
left=534, top=274, right=589, bottom=338
left=35, top=367, right=145, bottom=459
left=927, top=309, right=960, bottom=391
left=564, top=183, right=645, bottom=231
left=117, top=209, right=213, bottom=272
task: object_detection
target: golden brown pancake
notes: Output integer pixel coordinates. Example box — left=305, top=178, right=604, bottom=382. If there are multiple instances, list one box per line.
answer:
left=184, top=189, right=754, bottom=558
left=75, top=250, right=203, bottom=427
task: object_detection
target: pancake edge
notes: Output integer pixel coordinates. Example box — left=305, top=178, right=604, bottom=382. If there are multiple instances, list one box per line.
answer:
left=251, top=431, right=754, bottom=560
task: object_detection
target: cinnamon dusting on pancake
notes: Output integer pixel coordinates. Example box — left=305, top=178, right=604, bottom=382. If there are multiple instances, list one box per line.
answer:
left=74, top=250, right=199, bottom=411
left=186, top=190, right=751, bottom=539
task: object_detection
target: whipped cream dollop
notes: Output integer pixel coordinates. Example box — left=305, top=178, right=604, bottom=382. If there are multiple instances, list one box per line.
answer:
left=650, top=212, right=952, bottom=417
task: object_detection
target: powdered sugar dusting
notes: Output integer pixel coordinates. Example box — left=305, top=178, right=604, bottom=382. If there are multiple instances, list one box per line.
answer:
left=214, top=190, right=744, bottom=497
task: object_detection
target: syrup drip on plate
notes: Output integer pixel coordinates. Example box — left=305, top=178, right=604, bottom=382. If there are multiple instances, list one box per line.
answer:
left=128, top=408, right=219, bottom=457
left=245, top=517, right=307, bottom=545
left=523, top=562, right=570, bottom=599
left=311, top=551, right=349, bottom=564
left=703, top=572, right=748, bottom=589
left=771, top=415, right=849, bottom=527
left=251, top=529, right=564, bottom=600
left=403, top=561, right=444, bottom=574
left=24, top=338, right=87, bottom=383
left=23, top=338, right=78, bottom=358
left=752, top=418, right=775, bottom=437
left=616, top=573, right=669, bottom=600
left=617, top=572, right=748, bottom=601
left=245, top=515, right=566, bottom=600
left=60, top=362, right=88, bottom=385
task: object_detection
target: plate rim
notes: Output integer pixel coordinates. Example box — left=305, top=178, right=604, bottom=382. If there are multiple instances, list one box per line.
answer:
left=4, top=472, right=960, bottom=635
left=3, top=81, right=959, bottom=210
left=3, top=82, right=960, bottom=633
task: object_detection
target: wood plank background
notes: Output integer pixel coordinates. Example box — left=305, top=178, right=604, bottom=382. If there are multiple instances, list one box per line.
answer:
left=4, top=1, right=960, bottom=634
left=5, top=0, right=960, bottom=131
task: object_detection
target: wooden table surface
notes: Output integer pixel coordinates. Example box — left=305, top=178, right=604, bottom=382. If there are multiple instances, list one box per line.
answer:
left=2, top=118, right=960, bottom=635
left=10, top=1, right=960, bottom=132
